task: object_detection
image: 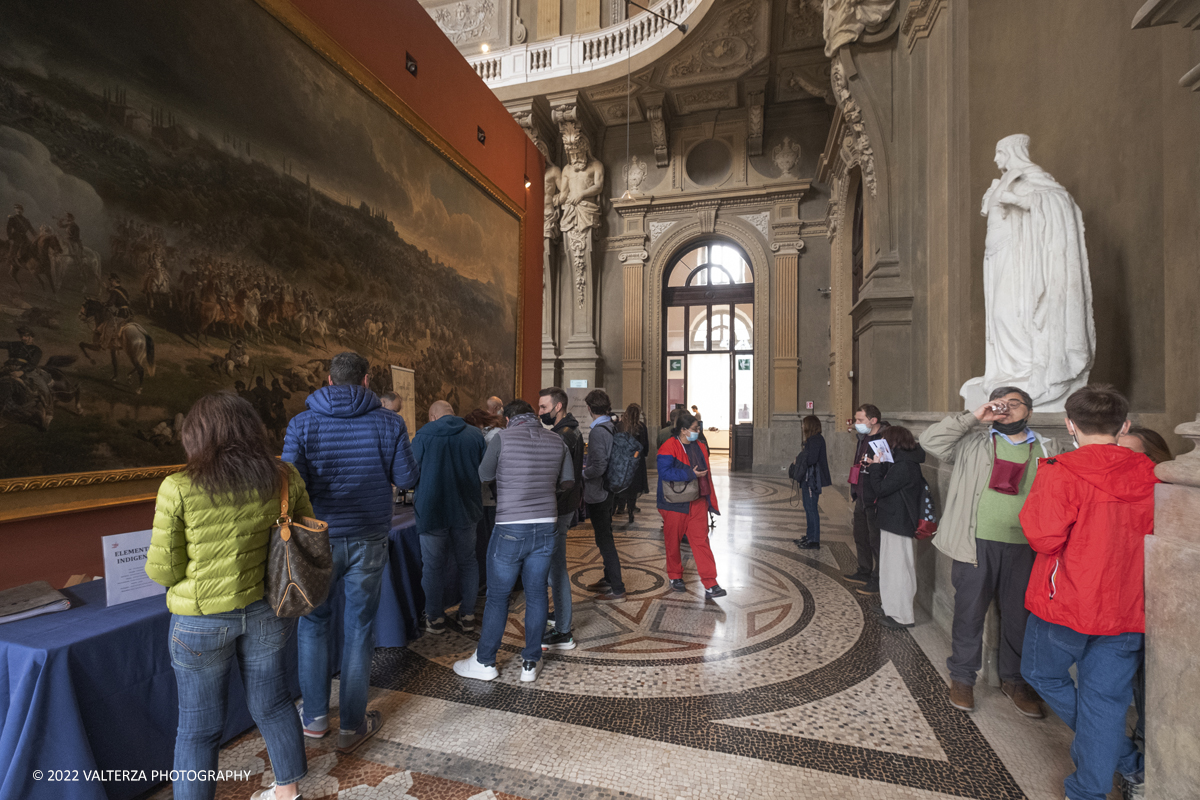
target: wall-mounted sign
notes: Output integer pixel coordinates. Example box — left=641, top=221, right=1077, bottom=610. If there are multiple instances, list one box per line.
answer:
left=806, top=401, right=815, bottom=410
left=569, top=379, right=588, bottom=388
left=737, top=358, right=752, bottom=371
left=669, top=359, right=682, bottom=372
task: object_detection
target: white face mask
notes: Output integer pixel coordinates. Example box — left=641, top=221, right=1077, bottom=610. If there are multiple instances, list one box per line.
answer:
left=854, top=423, right=871, bottom=435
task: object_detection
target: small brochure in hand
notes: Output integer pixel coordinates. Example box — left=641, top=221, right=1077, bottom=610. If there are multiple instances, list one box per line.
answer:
left=0, top=581, right=72, bottom=625
left=868, top=439, right=894, bottom=463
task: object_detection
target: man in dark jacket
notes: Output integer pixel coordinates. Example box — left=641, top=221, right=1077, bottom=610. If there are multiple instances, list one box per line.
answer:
left=454, top=400, right=574, bottom=684
left=538, top=386, right=584, bottom=650
left=846, top=404, right=888, bottom=593
left=283, top=351, right=418, bottom=754
left=581, top=389, right=626, bottom=602
left=412, top=400, right=486, bottom=635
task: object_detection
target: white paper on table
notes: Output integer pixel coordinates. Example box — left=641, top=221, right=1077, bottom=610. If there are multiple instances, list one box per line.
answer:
left=101, top=530, right=166, bottom=607
left=868, top=439, right=894, bottom=463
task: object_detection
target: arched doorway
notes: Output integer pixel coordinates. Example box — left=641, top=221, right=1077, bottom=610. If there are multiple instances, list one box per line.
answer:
left=662, top=239, right=754, bottom=453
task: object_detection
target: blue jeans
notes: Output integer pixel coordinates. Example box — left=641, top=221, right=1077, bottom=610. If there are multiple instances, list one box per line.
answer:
left=802, top=485, right=820, bottom=543
left=1021, top=613, right=1144, bottom=800
left=420, top=524, right=480, bottom=621
left=298, top=533, right=388, bottom=733
left=547, top=512, right=575, bottom=634
left=170, top=600, right=306, bottom=800
left=477, top=522, right=556, bottom=663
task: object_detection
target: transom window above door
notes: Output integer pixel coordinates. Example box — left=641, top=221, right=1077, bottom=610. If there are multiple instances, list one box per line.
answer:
left=667, top=244, right=753, bottom=288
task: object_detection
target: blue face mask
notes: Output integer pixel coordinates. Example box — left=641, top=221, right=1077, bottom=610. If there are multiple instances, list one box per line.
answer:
left=686, top=431, right=700, bottom=443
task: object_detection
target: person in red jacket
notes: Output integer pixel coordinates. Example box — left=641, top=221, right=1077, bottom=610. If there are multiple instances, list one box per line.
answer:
left=1018, top=385, right=1157, bottom=800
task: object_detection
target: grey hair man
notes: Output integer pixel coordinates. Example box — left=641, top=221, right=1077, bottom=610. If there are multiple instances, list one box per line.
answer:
left=411, top=399, right=486, bottom=636
left=920, top=385, right=1059, bottom=718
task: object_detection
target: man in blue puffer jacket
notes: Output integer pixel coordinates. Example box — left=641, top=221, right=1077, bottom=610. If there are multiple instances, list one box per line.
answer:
left=283, top=351, right=418, bottom=754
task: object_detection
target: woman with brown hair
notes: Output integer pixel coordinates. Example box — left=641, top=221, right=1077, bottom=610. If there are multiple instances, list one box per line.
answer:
left=793, top=415, right=832, bottom=550
left=861, top=425, right=926, bottom=630
left=614, top=402, right=650, bottom=524
left=145, top=392, right=311, bottom=800
left=1119, top=425, right=1172, bottom=465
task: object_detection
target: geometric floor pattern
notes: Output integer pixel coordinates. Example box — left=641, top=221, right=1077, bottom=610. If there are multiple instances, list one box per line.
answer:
left=152, top=461, right=1092, bottom=799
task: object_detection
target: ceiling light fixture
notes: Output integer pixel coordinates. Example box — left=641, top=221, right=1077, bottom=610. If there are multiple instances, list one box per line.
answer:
left=481, top=43, right=490, bottom=53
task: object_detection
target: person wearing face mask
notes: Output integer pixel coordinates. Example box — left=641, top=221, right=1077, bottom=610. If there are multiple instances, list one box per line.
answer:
left=920, top=386, right=1059, bottom=717
left=845, top=404, right=888, bottom=593
left=537, top=386, right=584, bottom=650
left=656, top=410, right=725, bottom=598
left=1019, top=385, right=1157, bottom=800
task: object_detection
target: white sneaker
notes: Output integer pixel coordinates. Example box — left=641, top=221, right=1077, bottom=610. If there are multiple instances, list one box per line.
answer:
left=250, top=785, right=302, bottom=800
left=453, top=651, right=499, bottom=681
left=520, top=659, right=542, bottom=682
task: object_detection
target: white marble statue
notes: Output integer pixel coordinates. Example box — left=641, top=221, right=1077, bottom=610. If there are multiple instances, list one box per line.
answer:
left=960, top=134, right=1095, bottom=413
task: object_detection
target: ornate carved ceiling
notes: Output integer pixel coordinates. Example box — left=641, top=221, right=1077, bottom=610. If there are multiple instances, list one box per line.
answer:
left=570, top=0, right=837, bottom=130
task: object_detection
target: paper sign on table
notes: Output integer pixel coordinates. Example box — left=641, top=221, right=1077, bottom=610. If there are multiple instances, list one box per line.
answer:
left=868, top=439, right=894, bottom=463
left=101, top=530, right=166, bottom=607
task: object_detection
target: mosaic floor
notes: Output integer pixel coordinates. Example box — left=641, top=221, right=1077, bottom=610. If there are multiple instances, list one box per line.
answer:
left=151, top=463, right=1102, bottom=800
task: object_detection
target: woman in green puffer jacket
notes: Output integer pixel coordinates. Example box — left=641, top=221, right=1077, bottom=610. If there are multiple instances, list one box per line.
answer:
left=146, top=392, right=309, bottom=800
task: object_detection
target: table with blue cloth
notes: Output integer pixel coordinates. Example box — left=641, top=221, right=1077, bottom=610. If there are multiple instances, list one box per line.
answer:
left=0, top=509, right=421, bottom=800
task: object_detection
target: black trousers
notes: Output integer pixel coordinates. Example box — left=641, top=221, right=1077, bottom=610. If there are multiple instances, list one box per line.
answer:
left=947, top=538, right=1036, bottom=686
left=587, top=493, right=625, bottom=593
left=852, top=496, right=881, bottom=576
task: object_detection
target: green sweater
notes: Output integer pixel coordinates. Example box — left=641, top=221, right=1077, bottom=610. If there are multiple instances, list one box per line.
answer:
left=146, top=464, right=314, bottom=615
left=975, top=436, right=1043, bottom=544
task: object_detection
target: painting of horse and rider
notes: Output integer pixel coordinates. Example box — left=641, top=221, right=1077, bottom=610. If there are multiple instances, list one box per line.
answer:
left=0, top=0, right=521, bottom=482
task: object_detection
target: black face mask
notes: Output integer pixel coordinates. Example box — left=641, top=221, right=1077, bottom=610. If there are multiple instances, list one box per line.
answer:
left=540, top=412, right=557, bottom=427
left=992, top=418, right=1029, bottom=437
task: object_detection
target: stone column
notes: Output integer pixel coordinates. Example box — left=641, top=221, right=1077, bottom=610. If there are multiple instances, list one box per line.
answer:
left=1146, top=415, right=1200, bottom=798
left=620, top=247, right=647, bottom=408
left=770, top=239, right=803, bottom=415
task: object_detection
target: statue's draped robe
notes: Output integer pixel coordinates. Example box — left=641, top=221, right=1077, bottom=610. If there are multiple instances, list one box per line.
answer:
left=965, top=165, right=1094, bottom=411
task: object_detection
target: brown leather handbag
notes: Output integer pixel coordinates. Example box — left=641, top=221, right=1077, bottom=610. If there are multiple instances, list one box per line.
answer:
left=266, top=471, right=332, bottom=617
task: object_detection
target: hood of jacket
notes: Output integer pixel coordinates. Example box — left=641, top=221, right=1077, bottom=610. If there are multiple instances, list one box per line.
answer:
left=305, top=384, right=380, bottom=418
left=420, top=414, right=469, bottom=437
left=507, top=412, right=542, bottom=429
left=892, top=444, right=926, bottom=464
left=552, top=412, right=580, bottom=434
left=1048, top=444, right=1158, bottom=503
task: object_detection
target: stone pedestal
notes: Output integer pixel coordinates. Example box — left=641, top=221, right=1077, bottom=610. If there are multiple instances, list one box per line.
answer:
left=1146, top=415, right=1200, bottom=799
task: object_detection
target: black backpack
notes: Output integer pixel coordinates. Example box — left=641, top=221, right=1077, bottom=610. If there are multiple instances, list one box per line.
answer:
left=604, top=428, right=641, bottom=494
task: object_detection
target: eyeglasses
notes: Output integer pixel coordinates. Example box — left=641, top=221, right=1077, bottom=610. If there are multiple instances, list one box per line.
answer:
left=1003, top=400, right=1028, bottom=408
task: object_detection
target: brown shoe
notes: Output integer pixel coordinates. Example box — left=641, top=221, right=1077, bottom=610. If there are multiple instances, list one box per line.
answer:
left=594, top=591, right=626, bottom=603
left=949, top=680, right=975, bottom=712
left=1002, top=681, right=1045, bottom=719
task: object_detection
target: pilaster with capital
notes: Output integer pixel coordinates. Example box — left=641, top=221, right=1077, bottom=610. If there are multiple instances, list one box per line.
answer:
left=611, top=218, right=649, bottom=408
left=770, top=211, right=804, bottom=415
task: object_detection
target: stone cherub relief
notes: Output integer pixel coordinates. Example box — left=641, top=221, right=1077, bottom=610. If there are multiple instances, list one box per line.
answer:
left=960, top=134, right=1095, bottom=412
left=556, top=121, right=605, bottom=308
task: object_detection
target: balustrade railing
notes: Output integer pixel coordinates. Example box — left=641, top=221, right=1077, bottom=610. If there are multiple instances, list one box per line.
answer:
left=467, top=0, right=699, bottom=88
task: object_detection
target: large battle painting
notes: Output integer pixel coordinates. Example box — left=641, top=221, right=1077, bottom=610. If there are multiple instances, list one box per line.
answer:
left=0, top=0, right=520, bottom=481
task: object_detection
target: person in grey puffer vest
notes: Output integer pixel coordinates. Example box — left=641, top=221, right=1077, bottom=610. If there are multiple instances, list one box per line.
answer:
left=454, top=399, right=575, bottom=684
